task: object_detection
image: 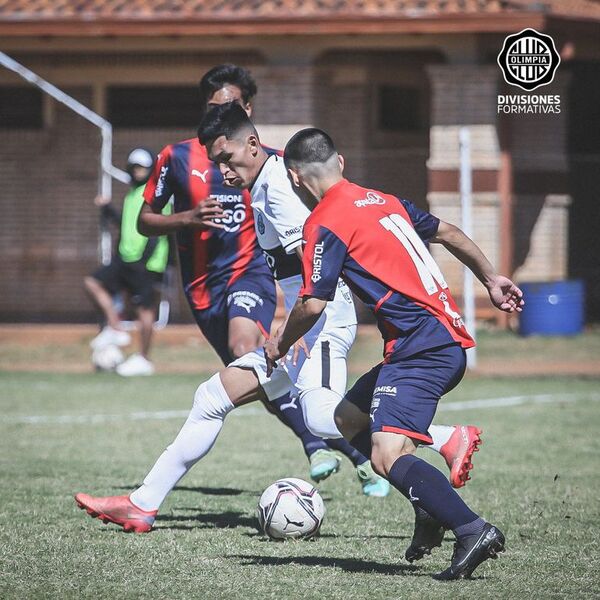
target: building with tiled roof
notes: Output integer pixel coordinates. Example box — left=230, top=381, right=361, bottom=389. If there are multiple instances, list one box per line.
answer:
left=1, top=0, right=599, bottom=322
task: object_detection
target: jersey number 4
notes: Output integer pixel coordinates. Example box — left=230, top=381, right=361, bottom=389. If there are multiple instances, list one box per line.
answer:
left=379, top=214, right=448, bottom=295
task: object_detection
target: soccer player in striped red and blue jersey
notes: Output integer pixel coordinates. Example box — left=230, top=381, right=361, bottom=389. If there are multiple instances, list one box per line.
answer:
left=265, top=128, right=524, bottom=580
left=141, top=82, right=275, bottom=364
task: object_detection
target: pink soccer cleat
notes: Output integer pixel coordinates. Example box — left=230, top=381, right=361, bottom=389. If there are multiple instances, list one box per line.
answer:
left=74, top=493, right=157, bottom=533
left=439, top=425, right=483, bottom=488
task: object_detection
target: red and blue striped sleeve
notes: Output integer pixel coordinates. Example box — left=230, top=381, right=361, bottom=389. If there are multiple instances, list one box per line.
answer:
left=300, top=223, right=348, bottom=301
left=397, top=198, right=440, bottom=241
left=143, top=145, right=174, bottom=211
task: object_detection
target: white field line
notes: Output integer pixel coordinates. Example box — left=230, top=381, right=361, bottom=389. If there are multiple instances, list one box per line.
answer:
left=438, top=393, right=600, bottom=412
left=2, top=393, right=599, bottom=426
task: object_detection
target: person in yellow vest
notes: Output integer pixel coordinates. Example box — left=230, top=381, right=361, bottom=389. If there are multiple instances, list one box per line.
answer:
left=84, top=148, right=170, bottom=376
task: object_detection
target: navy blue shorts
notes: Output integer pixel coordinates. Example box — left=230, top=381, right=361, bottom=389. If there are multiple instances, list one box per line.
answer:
left=345, top=343, right=466, bottom=444
left=191, top=273, right=276, bottom=365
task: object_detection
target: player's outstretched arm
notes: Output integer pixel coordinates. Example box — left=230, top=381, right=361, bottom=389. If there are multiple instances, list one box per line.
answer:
left=430, top=221, right=524, bottom=313
left=137, top=201, right=225, bottom=236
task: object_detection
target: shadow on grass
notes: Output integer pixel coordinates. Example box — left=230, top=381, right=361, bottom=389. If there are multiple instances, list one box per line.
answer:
left=229, top=553, right=420, bottom=575
left=173, top=485, right=257, bottom=496
left=243, top=531, right=411, bottom=541
left=154, top=509, right=256, bottom=530
left=112, top=484, right=255, bottom=496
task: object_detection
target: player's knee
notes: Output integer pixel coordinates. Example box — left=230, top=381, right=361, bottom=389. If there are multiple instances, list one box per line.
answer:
left=228, top=337, right=257, bottom=360
left=370, top=447, right=401, bottom=478
left=191, top=373, right=235, bottom=422
left=301, top=389, right=342, bottom=439
left=371, top=436, right=416, bottom=478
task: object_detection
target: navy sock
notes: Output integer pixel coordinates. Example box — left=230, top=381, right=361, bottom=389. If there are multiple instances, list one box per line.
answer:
left=388, top=455, right=479, bottom=531
left=349, top=430, right=372, bottom=460
left=325, top=437, right=369, bottom=467
left=454, top=517, right=486, bottom=538
left=269, top=394, right=328, bottom=458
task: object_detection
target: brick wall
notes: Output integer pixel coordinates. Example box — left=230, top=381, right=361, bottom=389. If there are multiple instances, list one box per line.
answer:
left=0, top=87, right=99, bottom=321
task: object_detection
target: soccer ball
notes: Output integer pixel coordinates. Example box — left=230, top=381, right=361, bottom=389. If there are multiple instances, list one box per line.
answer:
left=91, top=344, right=124, bottom=371
left=257, top=478, right=325, bottom=540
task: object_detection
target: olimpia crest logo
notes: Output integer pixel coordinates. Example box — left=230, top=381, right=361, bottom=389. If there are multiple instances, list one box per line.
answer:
left=497, top=28, right=560, bottom=91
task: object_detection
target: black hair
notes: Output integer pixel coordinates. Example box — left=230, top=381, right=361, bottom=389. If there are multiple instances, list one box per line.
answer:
left=198, top=64, right=257, bottom=110
left=197, top=101, right=256, bottom=146
left=284, top=128, right=336, bottom=167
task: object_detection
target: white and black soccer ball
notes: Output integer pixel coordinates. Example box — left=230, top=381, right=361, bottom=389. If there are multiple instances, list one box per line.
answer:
left=91, top=344, right=124, bottom=372
left=257, top=478, right=325, bottom=540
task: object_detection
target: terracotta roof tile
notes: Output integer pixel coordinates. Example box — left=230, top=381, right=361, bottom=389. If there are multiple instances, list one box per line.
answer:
left=0, top=0, right=522, bottom=20
left=1, top=0, right=598, bottom=25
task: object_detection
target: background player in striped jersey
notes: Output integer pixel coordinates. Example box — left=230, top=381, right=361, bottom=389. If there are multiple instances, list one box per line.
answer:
left=265, top=128, right=524, bottom=579
left=138, top=64, right=381, bottom=488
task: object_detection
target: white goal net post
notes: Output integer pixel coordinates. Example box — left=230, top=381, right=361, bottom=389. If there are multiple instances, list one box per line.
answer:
left=0, top=50, right=129, bottom=266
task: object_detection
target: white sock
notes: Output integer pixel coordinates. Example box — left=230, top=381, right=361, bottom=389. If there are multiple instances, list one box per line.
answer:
left=427, top=424, right=455, bottom=453
left=129, top=373, right=233, bottom=511
left=299, top=388, right=343, bottom=439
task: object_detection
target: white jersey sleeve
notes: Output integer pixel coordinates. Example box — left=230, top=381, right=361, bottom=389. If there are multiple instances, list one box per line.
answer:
left=253, top=155, right=310, bottom=254
left=251, top=154, right=357, bottom=329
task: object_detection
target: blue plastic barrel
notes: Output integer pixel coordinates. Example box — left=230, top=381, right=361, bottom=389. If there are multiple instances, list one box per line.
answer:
left=519, top=280, right=584, bottom=336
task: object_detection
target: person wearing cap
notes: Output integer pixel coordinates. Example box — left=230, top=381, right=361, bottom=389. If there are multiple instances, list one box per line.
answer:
left=84, top=148, right=171, bottom=376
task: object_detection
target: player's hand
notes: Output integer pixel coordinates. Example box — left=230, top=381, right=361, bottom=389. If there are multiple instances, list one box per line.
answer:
left=264, top=338, right=280, bottom=378
left=186, top=199, right=225, bottom=230
left=289, top=337, right=310, bottom=367
left=94, top=195, right=111, bottom=207
left=487, top=275, right=524, bottom=313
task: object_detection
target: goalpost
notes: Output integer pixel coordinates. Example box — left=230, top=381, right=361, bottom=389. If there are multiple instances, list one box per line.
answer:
left=0, top=51, right=171, bottom=328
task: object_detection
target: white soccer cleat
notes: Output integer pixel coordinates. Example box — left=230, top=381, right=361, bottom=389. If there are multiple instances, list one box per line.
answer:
left=116, top=353, right=155, bottom=377
left=90, top=326, right=131, bottom=350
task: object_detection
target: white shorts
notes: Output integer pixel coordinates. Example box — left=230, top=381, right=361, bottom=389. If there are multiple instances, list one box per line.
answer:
left=229, top=324, right=356, bottom=401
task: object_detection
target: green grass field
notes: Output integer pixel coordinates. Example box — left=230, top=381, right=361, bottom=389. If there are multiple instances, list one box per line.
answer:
left=1, top=368, right=599, bottom=599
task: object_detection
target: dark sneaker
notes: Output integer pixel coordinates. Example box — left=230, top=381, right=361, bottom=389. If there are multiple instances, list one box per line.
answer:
left=405, top=511, right=446, bottom=562
left=434, top=522, right=505, bottom=580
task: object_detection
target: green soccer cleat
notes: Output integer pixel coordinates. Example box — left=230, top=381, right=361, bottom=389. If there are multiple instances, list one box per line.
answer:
left=309, top=449, right=341, bottom=482
left=356, top=462, right=391, bottom=497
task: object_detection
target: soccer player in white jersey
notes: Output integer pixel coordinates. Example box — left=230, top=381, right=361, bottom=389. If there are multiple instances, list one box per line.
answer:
left=74, top=104, right=482, bottom=534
